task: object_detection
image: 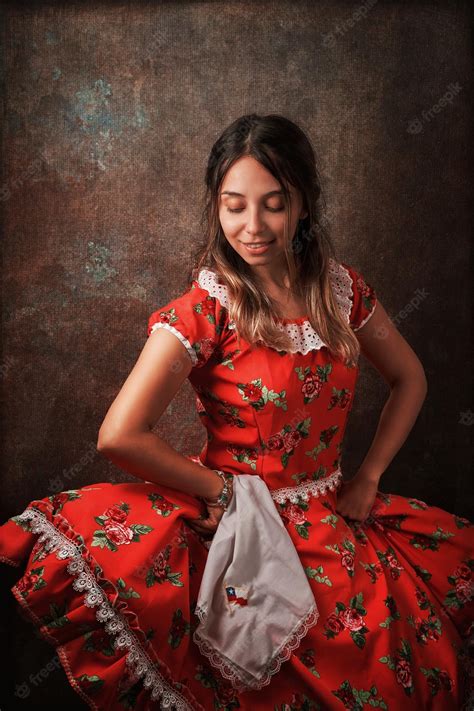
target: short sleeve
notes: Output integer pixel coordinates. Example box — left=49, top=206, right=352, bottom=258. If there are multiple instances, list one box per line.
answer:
left=147, top=280, right=221, bottom=368
left=342, top=263, right=378, bottom=331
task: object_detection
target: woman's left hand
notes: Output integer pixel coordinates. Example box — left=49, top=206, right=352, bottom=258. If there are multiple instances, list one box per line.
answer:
left=335, top=473, right=380, bottom=523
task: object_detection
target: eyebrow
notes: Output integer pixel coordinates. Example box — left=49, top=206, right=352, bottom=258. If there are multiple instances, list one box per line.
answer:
left=220, top=190, right=284, bottom=198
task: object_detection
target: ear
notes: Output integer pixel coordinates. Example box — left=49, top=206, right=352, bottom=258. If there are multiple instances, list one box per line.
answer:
left=300, top=210, right=308, bottom=220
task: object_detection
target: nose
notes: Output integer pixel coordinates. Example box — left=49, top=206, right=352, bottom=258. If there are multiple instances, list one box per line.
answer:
left=244, top=209, right=266, bottom=236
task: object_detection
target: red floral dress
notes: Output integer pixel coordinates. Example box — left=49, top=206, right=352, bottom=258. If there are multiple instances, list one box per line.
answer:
left=1, top=258, right=473, bottom=710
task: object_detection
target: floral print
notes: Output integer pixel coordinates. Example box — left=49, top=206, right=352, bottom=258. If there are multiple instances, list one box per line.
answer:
left=148, top=491, right=182, bottom=517
left=295, top=363, right=332, bottom=405
left=445, top=561, right=474, bottom=610
left=169, top=608, right=191, bottom=649
left=16, top=565, right=47, bottom=599
left=92, top=502, right=153, bottom=552
left=0, top=261, right=473, bottom=709
left=325, top=537, right=356, bottom=578
left=237, top=378, right=288, bottom=412
left=324, top=593, right=370, bottom=649
left=144, top=543, right=185, bottom=588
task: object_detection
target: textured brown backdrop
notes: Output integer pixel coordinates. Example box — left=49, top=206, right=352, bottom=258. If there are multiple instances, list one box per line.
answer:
left=0, top=1, right=471, bottom=704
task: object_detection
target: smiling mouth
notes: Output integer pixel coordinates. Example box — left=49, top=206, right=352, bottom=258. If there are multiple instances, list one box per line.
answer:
left=241, top=239, right=276, bottom=245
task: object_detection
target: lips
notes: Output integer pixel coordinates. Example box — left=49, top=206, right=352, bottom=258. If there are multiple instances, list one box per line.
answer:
left=242, top=240, right=275, bottom=245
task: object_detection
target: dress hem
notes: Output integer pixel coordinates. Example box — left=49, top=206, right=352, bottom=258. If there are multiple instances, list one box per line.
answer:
left=4, top=502, right=205, bottom=711
left=10, top=583, right=98, bottom=709
left=0, top=553, right=20, bottom=567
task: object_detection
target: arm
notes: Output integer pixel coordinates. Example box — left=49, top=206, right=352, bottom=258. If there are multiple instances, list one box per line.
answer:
left=97, top=328, right=224, bottom=500
left=353, top=299, right=428, bottom=485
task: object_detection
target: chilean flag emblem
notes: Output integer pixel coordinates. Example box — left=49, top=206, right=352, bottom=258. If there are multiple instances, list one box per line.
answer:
left=225, top=584, right=249, bottom=608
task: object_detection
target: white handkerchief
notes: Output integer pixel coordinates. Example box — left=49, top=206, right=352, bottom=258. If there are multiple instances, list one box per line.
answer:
left=192, top=474, right=319, bottom=692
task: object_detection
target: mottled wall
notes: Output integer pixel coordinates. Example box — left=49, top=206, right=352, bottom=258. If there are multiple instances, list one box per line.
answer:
left=0, top=2, right=471, bottom=706
left=1, top=2, right=471, bottom=523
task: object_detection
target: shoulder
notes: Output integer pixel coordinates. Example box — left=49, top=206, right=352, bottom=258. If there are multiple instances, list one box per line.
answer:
left=147, top=270, right=228, bottom=368
left=148, top=272, right=222, bottom=330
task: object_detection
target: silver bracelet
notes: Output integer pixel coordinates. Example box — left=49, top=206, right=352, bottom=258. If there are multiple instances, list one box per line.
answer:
left=202, top=469, right=234, bottom=511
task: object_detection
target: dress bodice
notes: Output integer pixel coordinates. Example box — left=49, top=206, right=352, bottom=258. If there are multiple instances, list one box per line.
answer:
left=147, top=258, right=378, bottom=502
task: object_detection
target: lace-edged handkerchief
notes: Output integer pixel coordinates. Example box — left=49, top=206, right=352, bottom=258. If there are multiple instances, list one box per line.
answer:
left=192, top=474, right=320, bottom=692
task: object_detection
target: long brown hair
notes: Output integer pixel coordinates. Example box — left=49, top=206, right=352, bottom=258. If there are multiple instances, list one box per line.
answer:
left=188, top=113, right=361, bottom=366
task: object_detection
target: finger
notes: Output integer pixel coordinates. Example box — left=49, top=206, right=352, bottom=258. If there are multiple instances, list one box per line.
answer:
left=189, top=520, right=216, bottom=533
left=194, top=527, right=216, bottom=537
left=186, top=522, right=208, bottom=533
left=204, top=523, right=219, bottom=532
left=188, top=520, right=209, bottom=529
left=190, top=526, right=214, bottom=538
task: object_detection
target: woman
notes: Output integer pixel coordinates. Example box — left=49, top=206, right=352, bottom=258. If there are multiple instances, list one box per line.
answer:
left=1, top=113, right=472, bottom=710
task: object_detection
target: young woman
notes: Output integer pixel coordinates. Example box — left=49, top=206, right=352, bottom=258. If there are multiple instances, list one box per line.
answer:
left=1, top=114, right=472, bottom=710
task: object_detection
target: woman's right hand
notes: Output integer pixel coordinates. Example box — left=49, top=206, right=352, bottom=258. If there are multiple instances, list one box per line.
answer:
left=185, top=475, right=234, bottom=537
left=185, top=504, right=226, bottom=537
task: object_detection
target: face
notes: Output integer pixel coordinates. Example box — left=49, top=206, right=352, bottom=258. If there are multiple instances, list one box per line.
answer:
left=218, top=156, right=307, bottom=285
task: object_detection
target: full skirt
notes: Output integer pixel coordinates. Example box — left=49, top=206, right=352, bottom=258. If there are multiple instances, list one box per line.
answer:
left=1, top=473, right=473, bottom=710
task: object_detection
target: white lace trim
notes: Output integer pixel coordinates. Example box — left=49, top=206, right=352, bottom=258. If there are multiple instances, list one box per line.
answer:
left=269, top=467, right=343, bottom=504
left=196, top=258, right=371, bottom=354
left=149, top=322, right=198, bottom=366
left=354, top=301, right=378, bottom=332
left=13, top=507, right=196, bottom=711
left=192, top=601, right=319, bottom=692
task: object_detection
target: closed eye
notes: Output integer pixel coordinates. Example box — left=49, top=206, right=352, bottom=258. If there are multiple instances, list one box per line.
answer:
left=227, top=207, right=284, bottom=213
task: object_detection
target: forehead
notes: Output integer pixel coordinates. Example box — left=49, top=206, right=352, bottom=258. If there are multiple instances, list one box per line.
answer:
left=220, top=156, right=290, bottom=193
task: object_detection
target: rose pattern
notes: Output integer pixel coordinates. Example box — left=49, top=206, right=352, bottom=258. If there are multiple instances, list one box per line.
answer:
left=325, top=538, right=356, bottom=578
left=294, top=364, right=332, bottom=405
left=148, top=492, right=181, bottom=517
left=237, top=378, right=288, bottom=412
left=444, top=558, right=474, bottom=610
left=323, top=593, right=370, bottom=648
left=91, top=502, right=153, bottom=552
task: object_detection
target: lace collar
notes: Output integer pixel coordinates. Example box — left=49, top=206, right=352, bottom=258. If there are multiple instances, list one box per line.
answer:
left=196, top=258, right=353, bottom=355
